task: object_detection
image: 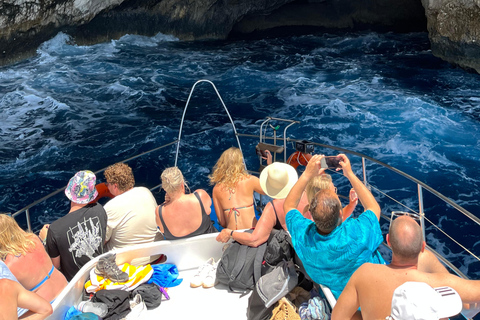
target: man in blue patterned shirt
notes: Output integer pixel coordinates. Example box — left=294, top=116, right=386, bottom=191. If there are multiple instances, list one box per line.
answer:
left=284, top=154, right=384, bottom=300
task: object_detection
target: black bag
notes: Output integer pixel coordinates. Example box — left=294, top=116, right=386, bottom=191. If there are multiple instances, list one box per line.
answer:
left=262, top=229, right=294, bottom=276
left=247, top=229, right=297, bottom=320
left=216, top=230, right=267, bottom=292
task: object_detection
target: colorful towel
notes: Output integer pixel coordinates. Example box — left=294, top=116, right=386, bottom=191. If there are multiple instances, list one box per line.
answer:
left=85, top=263, right=153, bottom=293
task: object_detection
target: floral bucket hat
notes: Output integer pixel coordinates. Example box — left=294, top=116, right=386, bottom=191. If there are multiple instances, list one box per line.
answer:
left=65, top=170, right=98, bottom=204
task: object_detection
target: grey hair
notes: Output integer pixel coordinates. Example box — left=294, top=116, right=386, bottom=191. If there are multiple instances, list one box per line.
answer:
left=161, top=167, right=189, bottom=194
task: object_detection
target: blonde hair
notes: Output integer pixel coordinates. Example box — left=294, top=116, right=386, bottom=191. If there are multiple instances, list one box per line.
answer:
left=161, top=167, right=189, bottom=194
left=209, top=147, right=248, bottom=190
left=104, top=162, right=135, bottom=192
left=304, top=174, right=333, bottom=213
left=0, top=214, right=36, bottom=261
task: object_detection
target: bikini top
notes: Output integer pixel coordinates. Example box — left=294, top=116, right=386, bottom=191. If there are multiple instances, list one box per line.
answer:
left=270, top=201, right=284, bottom=231
left=30, top=265, right=54, bottom=291
left=158, top=191, right=217, bottom=240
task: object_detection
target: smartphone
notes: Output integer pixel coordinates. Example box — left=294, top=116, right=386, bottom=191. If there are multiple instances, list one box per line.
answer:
left=256, top=148, right=268, bottom=158
left=321, top=156, right=342, bottom=169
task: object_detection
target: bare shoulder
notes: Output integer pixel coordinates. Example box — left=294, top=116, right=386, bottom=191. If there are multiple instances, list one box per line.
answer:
left=194, top=189, right=212, bottom=203
left=353, top=262, right=380, bottom=278
left=246, top=174, right=260, bottom=183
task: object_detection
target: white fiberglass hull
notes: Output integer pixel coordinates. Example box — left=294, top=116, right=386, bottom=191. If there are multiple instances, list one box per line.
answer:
left=49, top=233, right=252, bottom=319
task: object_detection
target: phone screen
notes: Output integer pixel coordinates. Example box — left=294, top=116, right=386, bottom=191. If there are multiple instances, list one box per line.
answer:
left=323, top=156, right=342, bottom=169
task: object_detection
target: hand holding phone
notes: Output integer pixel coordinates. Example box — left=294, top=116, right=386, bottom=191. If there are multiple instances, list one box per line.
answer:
left=321, top=156, right=342, bottom=169
left=256, top=148, right=268, bottom=158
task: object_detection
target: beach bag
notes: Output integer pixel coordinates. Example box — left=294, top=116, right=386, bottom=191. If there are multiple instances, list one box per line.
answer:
left=216, top=230, right=267, bottom=292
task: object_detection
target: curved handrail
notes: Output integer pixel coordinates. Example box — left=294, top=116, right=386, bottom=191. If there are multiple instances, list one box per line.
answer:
left=174, top=79, right=244, bottom=168
left=236, top=133, right=479, bottom=226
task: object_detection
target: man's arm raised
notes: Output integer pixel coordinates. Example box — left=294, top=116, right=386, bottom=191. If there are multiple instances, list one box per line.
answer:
left=284, top=154, right=325, bottom=214
left=338, top=154, right=381, bottom=220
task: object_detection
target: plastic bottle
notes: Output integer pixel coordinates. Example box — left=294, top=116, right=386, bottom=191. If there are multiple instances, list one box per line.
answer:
left=76, top=301, right=108, bottom=317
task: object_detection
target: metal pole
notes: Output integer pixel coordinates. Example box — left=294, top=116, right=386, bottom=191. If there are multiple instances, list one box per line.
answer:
left=25, top=209, right=32, bottom=233
left=418, top=184, right=426, bottom=242
left=362, top=157, right=367, bottom=185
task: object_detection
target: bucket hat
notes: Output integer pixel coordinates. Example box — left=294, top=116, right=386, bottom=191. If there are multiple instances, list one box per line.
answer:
left=65, top=170, right=98, bottom=204
left=260, top=163, right=298, bottom=199
left=390, top=281, right=462, bottom=320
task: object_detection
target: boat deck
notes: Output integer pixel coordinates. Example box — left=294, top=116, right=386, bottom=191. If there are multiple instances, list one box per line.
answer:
left=156, top=268, right=252, bottom=318
left=49, top=233, right=252, bottom=319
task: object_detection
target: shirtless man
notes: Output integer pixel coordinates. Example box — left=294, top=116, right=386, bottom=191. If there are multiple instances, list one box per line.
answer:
left=332, top=215, right=480, bottom=320
left=209, top=147, right=267, bottom=230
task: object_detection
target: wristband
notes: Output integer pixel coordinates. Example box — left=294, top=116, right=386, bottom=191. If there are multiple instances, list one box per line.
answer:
left=230, top=230, right=234, bottom=237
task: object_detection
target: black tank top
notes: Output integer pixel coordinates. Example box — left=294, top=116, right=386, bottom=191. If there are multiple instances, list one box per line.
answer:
left=158, top=191, right=218, bottom=240
left=270, top=201, right=283, bottom=230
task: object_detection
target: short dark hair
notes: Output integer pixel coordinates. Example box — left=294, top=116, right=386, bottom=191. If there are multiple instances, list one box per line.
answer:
left=389, top=217, right=423, bottom=260
left=310, top=189, right=342, bottom=234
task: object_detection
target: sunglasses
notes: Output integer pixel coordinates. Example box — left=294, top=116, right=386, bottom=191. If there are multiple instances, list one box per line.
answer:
left=389, top=211, right=423, bottom=228
left=390, top=211, right=421, bottom=221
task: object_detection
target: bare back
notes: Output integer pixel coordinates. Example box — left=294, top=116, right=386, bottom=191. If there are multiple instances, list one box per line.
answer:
left=5, top=236, right=67, bottom=302
left=213, top=175, right=264, bottom=229
left=336, top=263, right=480, bottom=320
left=156, top=189, right=212, bottom=238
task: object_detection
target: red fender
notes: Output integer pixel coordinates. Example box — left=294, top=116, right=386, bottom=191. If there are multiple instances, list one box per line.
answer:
left=88, top=182, right=115, bottom=204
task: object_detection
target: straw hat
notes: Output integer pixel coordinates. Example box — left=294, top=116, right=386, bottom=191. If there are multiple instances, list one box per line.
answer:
left=260, top=163, right=298, bottom=199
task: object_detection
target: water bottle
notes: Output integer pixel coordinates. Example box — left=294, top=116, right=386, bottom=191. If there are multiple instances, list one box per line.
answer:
left=76, top=301, right=108, bottom=317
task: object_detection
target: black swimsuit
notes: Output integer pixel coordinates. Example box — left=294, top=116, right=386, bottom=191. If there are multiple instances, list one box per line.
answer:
left=158, top=191, right=218, bottom=240
left=270, top=201, right=283, bottom=230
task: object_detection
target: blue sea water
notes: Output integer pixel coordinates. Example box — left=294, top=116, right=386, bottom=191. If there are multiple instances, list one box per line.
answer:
left=1, top=31, right=480, bottom=279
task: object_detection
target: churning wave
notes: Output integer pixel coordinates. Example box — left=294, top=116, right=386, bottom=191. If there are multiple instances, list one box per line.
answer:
left=1, top=30, right=480, bottom=277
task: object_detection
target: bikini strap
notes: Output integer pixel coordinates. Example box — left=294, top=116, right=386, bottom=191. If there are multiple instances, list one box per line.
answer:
left=30, top=265, right=54, bottom=291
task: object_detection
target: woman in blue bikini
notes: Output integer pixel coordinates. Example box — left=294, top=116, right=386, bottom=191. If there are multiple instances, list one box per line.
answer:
left=210, top=147, right=268, bottom=230
left=0, top=214, right=67, bottom=304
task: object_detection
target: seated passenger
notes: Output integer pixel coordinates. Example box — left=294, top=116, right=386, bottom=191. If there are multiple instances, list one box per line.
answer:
left=304, top=173, right=358, bottom=221
left=40, top=170, right=107, bottom=281
left=0, top=261, right=52, bottom=320
left=103, top=163, right=158, bottom=265
left=283, top=154, right=385, bottom=300
left=0, top=215, right=67, bottom=304
left=332, top=215, right=480, bottom=320
left=156, top=167, right=217, bottom=239
left=216, top=162, right=305, bottom=246
left=209, top=147, right=267, bottom=230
